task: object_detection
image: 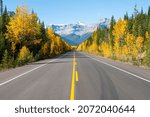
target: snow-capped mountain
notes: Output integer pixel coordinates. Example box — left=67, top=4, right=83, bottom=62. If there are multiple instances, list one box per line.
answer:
left=99, top=18, right=110, bottom=29
left=50, top=19, right=110, bottom=45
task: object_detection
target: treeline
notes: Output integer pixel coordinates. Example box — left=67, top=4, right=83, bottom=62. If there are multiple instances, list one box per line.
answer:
left=0, top=1, right=71, bottom=69
left=77, top=6, right=150, bottom=67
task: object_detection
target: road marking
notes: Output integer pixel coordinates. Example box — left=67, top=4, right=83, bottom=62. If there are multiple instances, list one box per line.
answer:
left=0, top=53, right=68, bottom=87
left=76, top=71, right=79, bottom=82
left=75, top=62, right=77, bottom=66
left=84, top=54, right=150, bottom=83
left=70, top=52, right=76, bottom=100
left=70, top=52, right=79, bottom=100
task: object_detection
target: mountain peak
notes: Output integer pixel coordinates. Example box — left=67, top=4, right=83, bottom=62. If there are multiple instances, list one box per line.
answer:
left=50, top=19, right=110, bottom=45
left=76, top=21, right=86, bottom=26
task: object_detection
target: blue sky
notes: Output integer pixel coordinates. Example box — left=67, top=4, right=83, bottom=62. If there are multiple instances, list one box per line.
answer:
left=4, top=0, right=150, bottom=25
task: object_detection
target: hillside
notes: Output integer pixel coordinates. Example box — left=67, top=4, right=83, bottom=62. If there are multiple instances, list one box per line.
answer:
left=77, top=8, right=150, bottom=67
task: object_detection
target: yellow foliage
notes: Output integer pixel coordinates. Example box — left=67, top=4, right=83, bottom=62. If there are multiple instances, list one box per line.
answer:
left=47, top=28, right=55, bottom=39
left=93, top=31, right=97, bottom=41
left=113, top=19, right=128, bottom=59
left=145, top=31, right=149, bottom=40
left=11, top=42, right=16, bottom=54
left=41, top=42, right=50, bottom=55
left=77, top=42, right=87, bottom=52
left=136, top=36, right=144, bottom=53
left=41, top=28, right=71, bottom=56
left=100, top=42, right=111, bottom=57
left=125, top=33, right=136, bottom=55
left=77, top=44, right=82, bottom=51
left=113, top=19, right=127, bottom=41
left=77, top=18, right=147, bottom=63
left=33, top=39, right=41, bottom=45
left=122, top=45, right=128, bottom=60
left=88, top=42, right=98, bottom=53
left=114, top=43, right=121, bottom=59
left=71, top=46, right=77, bottom=50
left=18, top=46, right=32, bottom=63
left=5, top=5, right=41, bottom=54
left=124, top=33, right=139, bottom=58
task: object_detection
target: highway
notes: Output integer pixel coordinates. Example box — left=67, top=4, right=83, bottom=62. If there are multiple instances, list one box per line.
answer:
left=0, top=51, right=150, bottom=100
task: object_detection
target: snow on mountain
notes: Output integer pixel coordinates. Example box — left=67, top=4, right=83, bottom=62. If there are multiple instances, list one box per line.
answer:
left=51, top=22, right=97, bottom=36
left=99, top=18, right=110, bottom=29
left=50, top=19, right=110, bottom=45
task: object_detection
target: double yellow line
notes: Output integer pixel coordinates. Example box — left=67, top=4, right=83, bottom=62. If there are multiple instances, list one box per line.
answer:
left=70, top=52, right=79, bottom=100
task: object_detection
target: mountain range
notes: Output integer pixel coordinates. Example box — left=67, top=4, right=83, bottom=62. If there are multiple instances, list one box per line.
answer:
left=50, top=18, right=110, bottom=45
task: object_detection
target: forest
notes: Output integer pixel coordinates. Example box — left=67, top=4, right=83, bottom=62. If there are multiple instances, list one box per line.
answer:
left=1, top=0, right=150, bottom=70
left=77, top=6, right=150, bottom=67
left=0, top=1, right=71, bottom=70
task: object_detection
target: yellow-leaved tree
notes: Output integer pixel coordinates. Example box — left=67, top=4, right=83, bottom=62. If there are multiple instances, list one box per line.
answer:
left=5, top=4, right=41, bottom=56
left=100, top=42, right=111, bottom=58
left=136, top=36, right=144, bottom=63
left=125, top=33, right=136, bottom=60
left=18, top=46, right=33, bottom=65
left=41, top=28, right=71, bottom=57
left=113, top=19, right=128, bottom=59
left=136, top=36, right=144, bottom=54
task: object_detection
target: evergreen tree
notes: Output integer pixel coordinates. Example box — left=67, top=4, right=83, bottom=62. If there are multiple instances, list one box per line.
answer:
left=133, top=5, right=139, bottom=17
left=148, top=7, right=150, bottom=34
left=148, top=20, right=150, bottom=34
left=0, top=34, right=5, bottom=62
left=146, top=37, right=150, bottom=66
left=1, top=50, right=9, bottom=68
left=124, top=12, right=129, bottom=21
left=141, top=8, right=144, bottom=15
left=40, top=21, right=47, bottom=41
left=2, top=6, right=9, bottom=33
left=138, top=25, right=142, bottom=36
left=132, top=17, right=139, bottom=37
left=127, top=15, right=133, bottom=34
left=148, top=6, right=150, bottom=17
left=0, top=0, right=3, bottom=34
left=0, top=0, right=3, bottom=16
left=109, top=16, right=115, bottom=47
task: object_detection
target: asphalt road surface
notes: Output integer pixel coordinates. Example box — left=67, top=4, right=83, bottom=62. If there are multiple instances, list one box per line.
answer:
left=0, top=51, right=150, bottom=100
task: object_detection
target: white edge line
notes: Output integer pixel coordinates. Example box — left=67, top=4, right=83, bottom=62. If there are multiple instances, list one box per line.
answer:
left=0, top=53, right=68, bottom=86
left=84, top=53, right=150, bottom=83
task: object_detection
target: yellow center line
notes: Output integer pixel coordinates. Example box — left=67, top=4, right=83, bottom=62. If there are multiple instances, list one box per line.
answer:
left=70, top=51, right=79, bottom=100
left=70, top=52, right=75, bottom=100
left=75, top=71, right=79, bottom=82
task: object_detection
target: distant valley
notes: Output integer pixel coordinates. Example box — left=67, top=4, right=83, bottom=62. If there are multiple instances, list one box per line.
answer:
left=50, top=18, right=110, bottom=45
